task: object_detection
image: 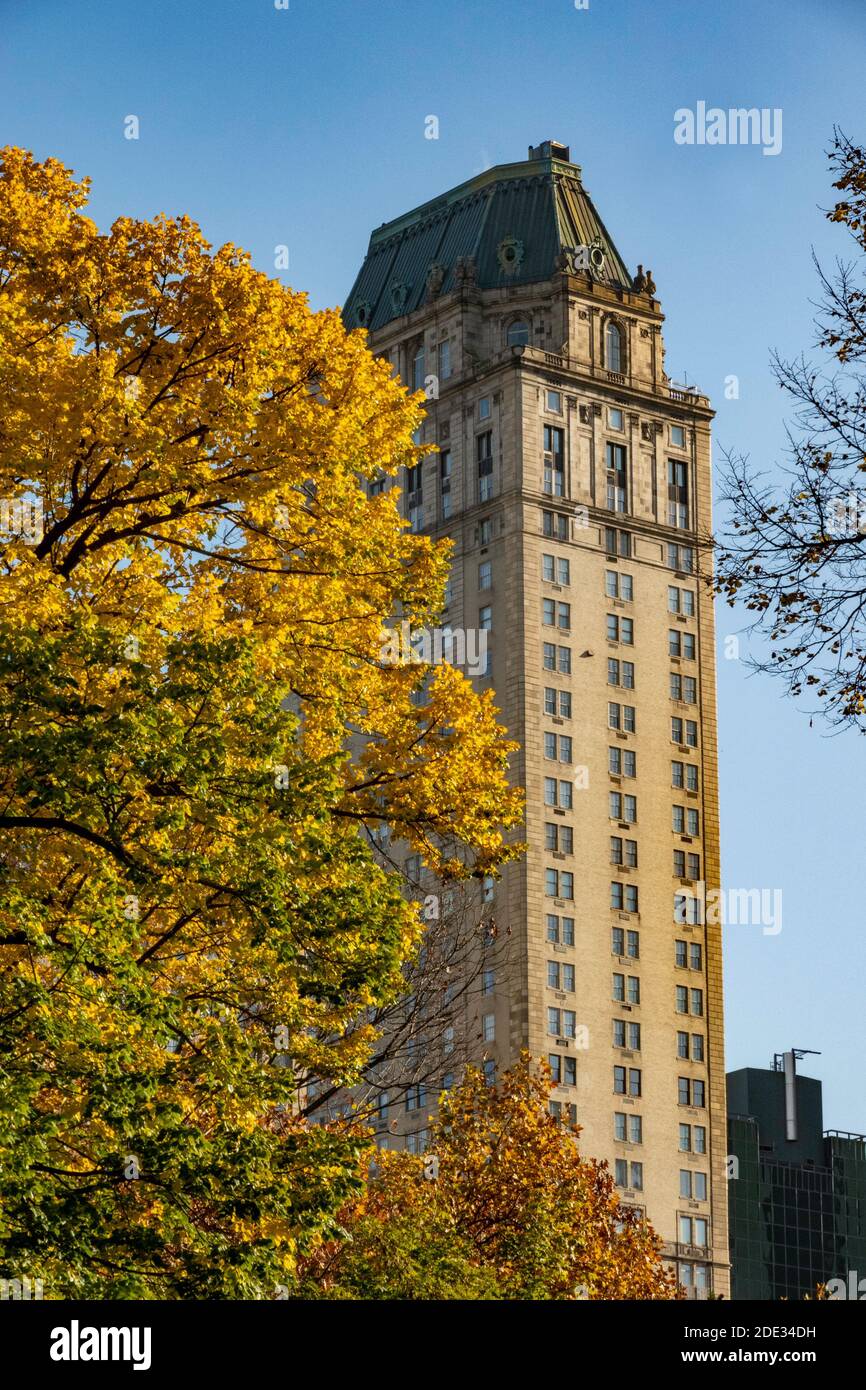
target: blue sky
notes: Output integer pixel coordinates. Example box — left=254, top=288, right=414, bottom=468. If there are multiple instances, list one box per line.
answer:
left=2, top=0, right=865, bottom=1125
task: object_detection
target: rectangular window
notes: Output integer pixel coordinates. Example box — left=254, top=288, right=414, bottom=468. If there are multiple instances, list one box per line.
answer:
left=543, top=553, right=555, bottom=582
left=558, top=646, right=571, bottom=674
left=439, top=450, right=452, bottom=519
left=543, top=510, right=569, bottom=540
left=438, top=339, right=451, bottom=381
left=668, top=542, right=695, bottom=573
left=482, top=1013, right=495, bottom=1042
left=543, top=425, right=565, bottom=497
left=478, top=560, right=492, bottom=590
left=412, top=342, right=425, bottom=393
left=543, top=642, right=556, bottom=671
left=477, top=431, right=493, bottom=502
left=605, top=570, right=633, bottom=601
left=406, top=1082, right=427, bottom=1111
left=605, top=526, right=631, bottom=557
left=606, top=442, right=628, bottom=513
left=611, top=882, right=639, bottom=913
left=667, top=458, right=689, bottom=529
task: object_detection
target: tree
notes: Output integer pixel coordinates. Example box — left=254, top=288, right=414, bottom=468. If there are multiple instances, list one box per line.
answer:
left=716, top=131, right=866, bottom=731
left=299, top=870, right=514, bottom=1129
left=0, top=148, right=522, bottom=1298
left=296, top=1058, right=681, bottom=1300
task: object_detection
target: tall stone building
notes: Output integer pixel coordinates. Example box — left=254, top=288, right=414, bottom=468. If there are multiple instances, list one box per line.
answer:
left=344, top=140, right=728, bottom=1296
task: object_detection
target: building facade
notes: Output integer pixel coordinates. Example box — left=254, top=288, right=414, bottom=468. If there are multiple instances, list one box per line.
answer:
left=728, top=1051, right=866, bottom=1300
left=344, top=140, right=729, bottom=1296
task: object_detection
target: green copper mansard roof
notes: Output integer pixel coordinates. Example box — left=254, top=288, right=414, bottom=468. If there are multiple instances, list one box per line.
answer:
left=343, top=140, right=633, bottom=333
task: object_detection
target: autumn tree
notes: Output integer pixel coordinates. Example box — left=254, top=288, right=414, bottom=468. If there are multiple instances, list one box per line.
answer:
left=0, top=148, right=521, bottom=1298
left=716, top=130, right=866, bottom=731
left=300, top=870, right=514, bottom=1129
left=296, top=1058, right=680, bottom=1300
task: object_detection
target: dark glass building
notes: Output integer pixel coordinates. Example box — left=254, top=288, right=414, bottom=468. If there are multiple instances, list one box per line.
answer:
left=727, top=1051, right=866, bottom=1300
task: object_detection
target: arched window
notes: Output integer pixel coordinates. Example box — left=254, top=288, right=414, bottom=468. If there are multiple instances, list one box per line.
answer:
left=507, top=320, right=530, bottom=347
left=606, top=320, right=624, bottom=374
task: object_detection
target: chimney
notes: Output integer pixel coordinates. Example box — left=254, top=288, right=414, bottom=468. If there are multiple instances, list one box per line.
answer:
left=528, top=140, right=571, bottom=163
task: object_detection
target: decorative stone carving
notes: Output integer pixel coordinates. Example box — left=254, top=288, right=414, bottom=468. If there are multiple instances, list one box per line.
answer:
left=425, top=262, right=445, bottom=300
left=389, top=281, right=410, bottom=315
left=454, top=256, right=477, bottom=288
left=496, top=235, right=525, bottom=275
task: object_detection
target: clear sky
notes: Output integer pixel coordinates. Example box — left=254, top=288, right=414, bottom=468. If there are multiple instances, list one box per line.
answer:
left=2, top=0, right=865, bottom=1126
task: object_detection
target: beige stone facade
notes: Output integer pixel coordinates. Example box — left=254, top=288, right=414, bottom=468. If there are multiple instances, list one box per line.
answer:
left=345, top=142, right=729, bottom=1296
